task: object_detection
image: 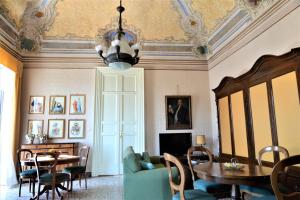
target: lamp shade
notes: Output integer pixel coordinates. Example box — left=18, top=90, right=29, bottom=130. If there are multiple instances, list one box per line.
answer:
left=196, top=135, right=206, bottom=145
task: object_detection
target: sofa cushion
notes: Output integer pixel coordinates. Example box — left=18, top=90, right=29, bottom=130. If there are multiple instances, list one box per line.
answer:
left=140, top=161, right=155, bottom=170
left=142, top=152, right=151, bottom=162
left=123, top=146, right=142, bottom=174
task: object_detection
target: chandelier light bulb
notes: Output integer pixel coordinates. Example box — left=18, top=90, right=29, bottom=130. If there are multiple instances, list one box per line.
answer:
left=111, top=39, right=120, bottom=47
left=95, top=45, right=103, bottom=53
left=131, top=43, right=141, bottom=50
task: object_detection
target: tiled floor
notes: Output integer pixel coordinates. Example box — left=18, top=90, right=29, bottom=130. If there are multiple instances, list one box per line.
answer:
left=0, top=176, right=123, bottom=200
left=0, top=175, right=235, bottom=200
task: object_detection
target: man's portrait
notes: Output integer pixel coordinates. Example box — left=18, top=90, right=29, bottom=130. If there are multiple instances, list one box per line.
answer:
left=165, top=96, right=192, bottom=130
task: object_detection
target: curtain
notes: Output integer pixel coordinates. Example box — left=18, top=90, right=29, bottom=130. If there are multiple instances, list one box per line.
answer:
left=0, top=48, right=23, bottom=187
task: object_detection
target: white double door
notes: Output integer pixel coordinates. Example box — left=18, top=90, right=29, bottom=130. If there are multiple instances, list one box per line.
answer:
left=93, top=67, right=145, bottom=175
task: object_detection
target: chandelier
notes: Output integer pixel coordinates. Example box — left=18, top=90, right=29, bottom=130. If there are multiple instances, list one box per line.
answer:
left=95, top=0, right=140, bottom=70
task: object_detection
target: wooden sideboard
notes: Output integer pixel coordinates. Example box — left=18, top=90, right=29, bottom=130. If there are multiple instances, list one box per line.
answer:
left=21, top=142, right=79, bottom=170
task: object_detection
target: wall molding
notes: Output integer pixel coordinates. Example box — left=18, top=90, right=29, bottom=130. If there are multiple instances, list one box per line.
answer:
left=208, top=0, right=300, bottom=70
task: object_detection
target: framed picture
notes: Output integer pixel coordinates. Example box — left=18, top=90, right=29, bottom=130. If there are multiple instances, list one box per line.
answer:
left=68, top=119, right=85, bottom=138
left=48, top=119, right=65, bottom=138
left=69, top=94, right=86, bottom=115
left=49, top=96, right=66, bottom=114
left=165, top=95, right=192, bottom=130
left=29, top=96, right=45, bottom=114
left=27, top=120, right=43, bottom=135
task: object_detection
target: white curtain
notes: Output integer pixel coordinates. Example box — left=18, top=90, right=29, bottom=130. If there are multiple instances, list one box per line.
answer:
left=0, top=67, right=17, bottom=187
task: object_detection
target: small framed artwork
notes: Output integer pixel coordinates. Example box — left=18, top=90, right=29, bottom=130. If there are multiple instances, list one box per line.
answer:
left=29, top=96, right=45, bottom=114
left=27, top=120, right=44, bottom=135
left=68, top=119, right=85, bottom=139
left=69, top=94, right=86, bottom=115
left=49, top=96, right=66, bottom=114
left=48, top=119, right=65, bottom=138
left=165, top=95, right=192, bottom=130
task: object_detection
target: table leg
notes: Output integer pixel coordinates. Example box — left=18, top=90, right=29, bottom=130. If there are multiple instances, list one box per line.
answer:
left=30, top=185, right=48, bottom=200
left=231, top=184, right=241, bottom=200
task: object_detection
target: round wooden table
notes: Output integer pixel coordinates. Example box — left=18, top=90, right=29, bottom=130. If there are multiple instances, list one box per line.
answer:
left=193, top=162, right=273, bottom=200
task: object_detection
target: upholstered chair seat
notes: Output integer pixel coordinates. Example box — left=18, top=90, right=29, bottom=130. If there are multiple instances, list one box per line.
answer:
left=39, top=173, right=70, bottom=184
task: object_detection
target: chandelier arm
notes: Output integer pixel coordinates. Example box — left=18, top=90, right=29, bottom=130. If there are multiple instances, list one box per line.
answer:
left=133, top=49, right=139, bottom=59
left=98, top=50, right=108, bottom=64
left=116, top=45, right=121, bottom=59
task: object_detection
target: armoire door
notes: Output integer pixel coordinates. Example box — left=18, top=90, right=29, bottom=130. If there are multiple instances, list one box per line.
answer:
left=92, top=68, right=145, bottom=176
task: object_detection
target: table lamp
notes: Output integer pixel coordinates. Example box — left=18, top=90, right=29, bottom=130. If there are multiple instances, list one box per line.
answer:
left=196, top=135, right=206, bottom=146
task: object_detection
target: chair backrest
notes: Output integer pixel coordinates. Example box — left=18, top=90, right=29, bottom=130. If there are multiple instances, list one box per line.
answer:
left=34, top=152, right=58, bottom=184
left=17, top=149, right=34, bottom=173
left=164, top=153, right=186, bottom=200
left=271, top=155, right=300, bottom=200
left=258, top=146, right=289, bottom=166
left=79, top=145, right=90, bottom=168
left=187, top=146, right=213, bottom=181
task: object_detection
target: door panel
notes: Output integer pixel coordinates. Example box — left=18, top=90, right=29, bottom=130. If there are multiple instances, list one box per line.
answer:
left=231, top=91, right=248, bottom=158
left=273, top=72, right=300, bottom=156
left=218, top=97, right=232, bottom=155
left=250, top=83, right=273, bottom=162
left=100, top=135, right=119, bottom=174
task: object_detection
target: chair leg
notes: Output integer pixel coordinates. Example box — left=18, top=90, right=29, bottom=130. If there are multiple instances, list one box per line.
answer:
left=84, top=173, right=87, bottom=190
left=32, top=179, right=35, bottom=196
left=19, top=179, right=23, bottom=197
left=29, top=178, right=32, bottom=192
left=37, top=184, right=41, bottom=200
left=46, top=188, right=49, bottom=200
left=79, top=174, right=81, bottom=188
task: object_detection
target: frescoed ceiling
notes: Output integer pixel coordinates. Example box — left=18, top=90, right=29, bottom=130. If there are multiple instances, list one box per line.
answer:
left=0, top=0, right=278, bottom=57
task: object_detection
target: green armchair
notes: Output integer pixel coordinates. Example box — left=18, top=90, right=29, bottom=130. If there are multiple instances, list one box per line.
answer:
left=123, top=146, right=178, bottom=200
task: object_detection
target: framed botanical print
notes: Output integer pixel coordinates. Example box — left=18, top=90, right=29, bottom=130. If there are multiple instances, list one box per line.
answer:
left=29, top=96, right=45, bottom=114
left=49, top=96, right=66, bottom=114
left=165, top=95, right=192, bottom=130
left=27, top=120, right=43, bottom=135
left=48, top=119, right=65, bottom=138
left=68, top=119, right=85, bottom=138
left=69, top=94, right=86, bottom=115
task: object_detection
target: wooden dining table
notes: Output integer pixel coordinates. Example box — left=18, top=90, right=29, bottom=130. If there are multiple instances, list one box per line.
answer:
left=193, top=162, right=273, bottom=200
left=21, top=155, right=80, bottom=200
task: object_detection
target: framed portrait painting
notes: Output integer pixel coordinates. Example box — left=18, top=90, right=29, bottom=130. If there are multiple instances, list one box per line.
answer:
left=27, top=120, right=43, bottom=135
left=68, top=119, right=85, bottom=138
left=49, top=96, right=66, bottom=114
left=69, top=95, right=86, bottom=115
left=48, top=119, right=65, bottom=138
left=29, top=96, right=45, bottom=114
left=165, top=95, right=192, bottom=130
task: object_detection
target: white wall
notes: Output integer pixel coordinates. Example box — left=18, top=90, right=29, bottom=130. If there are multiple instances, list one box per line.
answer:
left=208, top=6, right=300, bottom=154
left=21, top=68, right=96, bottom=171
left=145, top=70, right=212, bottom=155
left=20, top=67, right=212, bottom=170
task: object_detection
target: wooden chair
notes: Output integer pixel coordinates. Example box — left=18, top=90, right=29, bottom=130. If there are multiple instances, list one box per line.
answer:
left=241, top=146, right=289, bottom=199
left=271, top=154, right=300, bottom=200
left=17, top=149, right=37, bottom=197
left=63, top=145, right=90, bottom=191
left=187, top=146, right=231, bottom=195
left=34, top=152, right=70, bottom=200
left=164, top=152, right=216, bottom=200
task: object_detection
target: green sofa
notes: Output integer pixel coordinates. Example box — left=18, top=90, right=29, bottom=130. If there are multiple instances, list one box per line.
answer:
left=123, top=146, right=178, bottom=200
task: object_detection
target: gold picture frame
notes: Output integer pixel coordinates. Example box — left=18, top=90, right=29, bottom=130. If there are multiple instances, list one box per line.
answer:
left=49, top=95, right=66, bottom=115
left=68, top=119, right=85, bottom=139
left=29, top=96, right=45, bottom=114
left=48, top=119, right=65, bottom=139
left=69, top=94, right=86, bottom=115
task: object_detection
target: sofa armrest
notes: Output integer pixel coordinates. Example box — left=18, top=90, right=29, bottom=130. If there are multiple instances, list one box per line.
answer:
left=124, top=167, right=178, bottom=200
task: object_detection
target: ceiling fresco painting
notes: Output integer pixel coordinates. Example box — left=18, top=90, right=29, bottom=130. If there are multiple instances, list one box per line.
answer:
left=0, top=0, right=278, bottom=56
